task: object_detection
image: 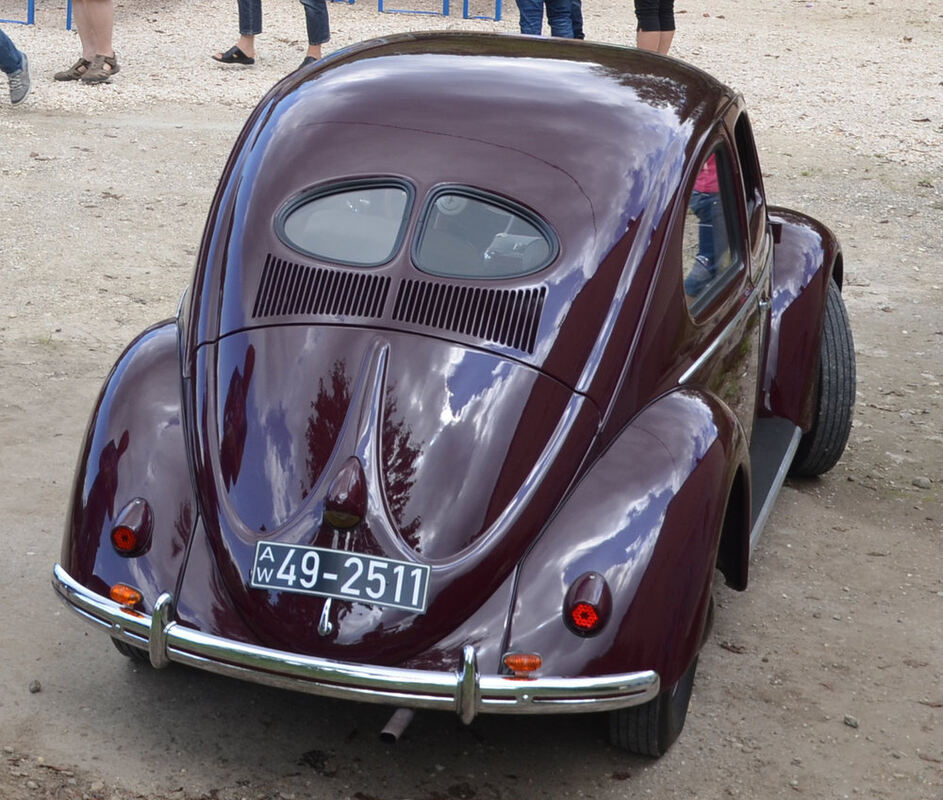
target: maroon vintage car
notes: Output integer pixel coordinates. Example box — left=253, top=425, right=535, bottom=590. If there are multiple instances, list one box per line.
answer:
left=53, top=31, right=855, bottom=757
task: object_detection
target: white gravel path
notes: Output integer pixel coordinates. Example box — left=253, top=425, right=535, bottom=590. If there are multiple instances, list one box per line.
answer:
left=1, top=0, right=940, bottom=171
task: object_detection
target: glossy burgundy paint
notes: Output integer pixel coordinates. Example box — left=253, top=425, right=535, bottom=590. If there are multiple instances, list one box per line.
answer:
left=61, top=32, right=843, bottom=703
left=63, top=322, right=194, bottom=610
left=765, top=207, right=840, bottom=427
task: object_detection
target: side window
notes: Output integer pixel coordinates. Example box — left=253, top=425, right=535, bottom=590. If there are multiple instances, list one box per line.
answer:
left=734, top=113, right=767, bottom=252
left=681, top=145, right=741, bottom=310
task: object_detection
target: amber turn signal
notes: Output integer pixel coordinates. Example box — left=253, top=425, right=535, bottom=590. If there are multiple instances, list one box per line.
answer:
left=503, top=652, right=542, bottom=679
left=110, top=583, right=143, bottom=609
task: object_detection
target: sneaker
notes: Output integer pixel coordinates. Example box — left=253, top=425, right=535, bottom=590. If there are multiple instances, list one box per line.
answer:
left=8, top=52, right=31, bottom=105
left=300, top=56, right=318, bottom=69
left=683, top=255, right=716, bottom=297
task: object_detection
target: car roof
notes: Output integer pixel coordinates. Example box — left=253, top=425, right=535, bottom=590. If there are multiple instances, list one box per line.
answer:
left=257, top=32, right=737, bottom=243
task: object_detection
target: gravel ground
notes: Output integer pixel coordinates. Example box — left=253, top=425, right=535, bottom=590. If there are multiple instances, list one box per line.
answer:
left=1, top=1, right=942, bottom=799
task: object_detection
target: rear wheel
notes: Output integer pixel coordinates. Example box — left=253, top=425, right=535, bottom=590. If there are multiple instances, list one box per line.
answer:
left=790, top=280, right=856, bottom=477
left=608, top=655, right=698, bottom=757
left=111, top=637, right=150, bottom=663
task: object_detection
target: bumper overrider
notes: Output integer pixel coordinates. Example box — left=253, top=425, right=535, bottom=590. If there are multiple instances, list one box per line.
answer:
left=52, top=564, right=659, bottom=722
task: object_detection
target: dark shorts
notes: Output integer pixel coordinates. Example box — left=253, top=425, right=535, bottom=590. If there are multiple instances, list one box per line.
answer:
left=634, top=0, right=675, bottom=31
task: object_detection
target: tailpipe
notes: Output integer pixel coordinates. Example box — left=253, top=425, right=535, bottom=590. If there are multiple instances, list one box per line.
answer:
left=379, top=708, right=415, bottom=743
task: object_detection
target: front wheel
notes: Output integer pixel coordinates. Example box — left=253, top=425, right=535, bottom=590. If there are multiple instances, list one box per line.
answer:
left=789, top=280, right=856, bottom=477
left=608, top=655, right=698, bottom=758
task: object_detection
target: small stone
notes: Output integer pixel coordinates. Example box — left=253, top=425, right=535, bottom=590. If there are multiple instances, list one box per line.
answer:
left=844, top=714, right=859, bottom=728
left=912, top=477, right=932, bottom=489
left=28, top=680, right=41, bottom=694
left=26, top=781, right=39, bottom=790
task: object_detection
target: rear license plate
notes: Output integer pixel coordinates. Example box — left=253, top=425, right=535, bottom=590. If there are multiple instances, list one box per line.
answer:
left=251, top=541, right=430, bottom=613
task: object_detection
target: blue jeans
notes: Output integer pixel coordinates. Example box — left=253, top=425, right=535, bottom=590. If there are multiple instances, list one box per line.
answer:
left=236, top=0, right=262, bottom=35
left=516, top=0, right=574, bottom=37
left=0, top=26, right=25, bottom=75
left=571, top=0, right=584, bottom=38
left=300, top=0, right=330, bottom=45
left=236, top=0, right=328, bottom=45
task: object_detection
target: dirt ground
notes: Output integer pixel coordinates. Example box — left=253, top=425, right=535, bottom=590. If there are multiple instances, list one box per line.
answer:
left=1, top=0, right=941, bottom=798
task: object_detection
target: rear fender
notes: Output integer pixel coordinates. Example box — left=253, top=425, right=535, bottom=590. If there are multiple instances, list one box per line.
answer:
left=506, top=390, right=747, bottom=689
left=765, top=208, right=842, bottom=428
left=62, top=321, right=195, bottom=610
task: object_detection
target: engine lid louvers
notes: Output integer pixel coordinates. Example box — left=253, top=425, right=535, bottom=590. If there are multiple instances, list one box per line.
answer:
left=252, top=255, right=391, bottom=320
left=392, top=280, right=546, bottom=355
left=252, top=257, right=546, bottom=355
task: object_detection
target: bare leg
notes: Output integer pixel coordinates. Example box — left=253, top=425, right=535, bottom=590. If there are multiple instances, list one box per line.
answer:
left=658, top=30, right=674, bottom=54
left=305, top=43, right=322, bottom=59
left=81, top=0, right=115, bottom=58
left=636, top=29, right=674, bottom=55
left=636, top=29, right=661, bottom=52
left=236, top=33, right=256, bottom=58
left=71, top=0, right=94, bottom=61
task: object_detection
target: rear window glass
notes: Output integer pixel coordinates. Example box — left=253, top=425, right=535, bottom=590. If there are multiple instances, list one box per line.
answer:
left=279, top=183, right=411, bottom=266
left=415, top=190, right=556, bottom=279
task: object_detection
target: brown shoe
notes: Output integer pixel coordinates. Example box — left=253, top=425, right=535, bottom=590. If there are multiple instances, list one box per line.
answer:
left=81, top=54, right=120, bottom=85
left=54, top=58, right=91, bottom=81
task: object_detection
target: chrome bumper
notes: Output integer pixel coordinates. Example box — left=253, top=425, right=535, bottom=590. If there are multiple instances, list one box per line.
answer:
left=52, top=564, right=659, bottom=722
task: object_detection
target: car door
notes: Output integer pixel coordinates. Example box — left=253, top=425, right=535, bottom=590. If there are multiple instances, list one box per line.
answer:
left=678, top=129, right=763, bottom=444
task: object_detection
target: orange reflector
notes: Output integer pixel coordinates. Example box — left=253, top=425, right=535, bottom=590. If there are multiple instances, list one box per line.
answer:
left=110, top=584, right=143, bottom=609
left=570, top=602, right=600, bottom=631
left=503, top=652, right=542, bottom=679
left=111, top=526, right=138, bottom=553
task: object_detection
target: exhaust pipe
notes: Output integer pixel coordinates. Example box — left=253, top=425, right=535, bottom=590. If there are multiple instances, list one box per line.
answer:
left=380, top=708, right=415, bottom=743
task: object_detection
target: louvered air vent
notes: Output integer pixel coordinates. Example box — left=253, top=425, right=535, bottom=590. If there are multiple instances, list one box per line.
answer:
left=391, top=280, right=546, bottom=354
left=252, top=255, right=391, bottom=319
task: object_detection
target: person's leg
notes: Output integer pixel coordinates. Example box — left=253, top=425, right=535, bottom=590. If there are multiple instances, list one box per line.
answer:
left=300, top=0, right=329, bottom=60
left=0, top=26, right=24, bottom=74
left=545, top=0, right=573, bottom=37
left=77, top=0, right=119, bottom=83
left=80, top=0, right=115, bottom=59
left=53, top=0, right=95, bottom=79
left=656, top=0, right=674, bottom=54
left=570, top=0, right=584, bottom=39
left=515, top=0, right=543, bottom=35
left=634, top=0, right=663, bottom=51
left=215, top=0, right=260, bottom=61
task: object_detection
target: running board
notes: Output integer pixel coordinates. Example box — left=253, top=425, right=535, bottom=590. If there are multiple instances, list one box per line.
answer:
left=748, top=417, right=802, bottom=555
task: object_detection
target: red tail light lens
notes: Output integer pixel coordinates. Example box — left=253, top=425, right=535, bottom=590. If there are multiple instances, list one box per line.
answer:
left=570, top=602, right=600, bottom=631
left=563, top=572, right=611, bottom=636
left=110, top=498, right=153, bottom=556
left=111, top=526, right=138, bottom=553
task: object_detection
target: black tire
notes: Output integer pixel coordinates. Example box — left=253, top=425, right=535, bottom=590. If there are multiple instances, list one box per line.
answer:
left=789, top=280, right=856, bottom=477
left=111, top=637, right=150, bottom=663
left=608, top=655, right=698, bottom=758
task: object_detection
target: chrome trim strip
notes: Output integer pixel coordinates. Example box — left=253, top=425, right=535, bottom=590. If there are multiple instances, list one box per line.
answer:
left=52, top=564, right=659, bottom=719
left=749, top=426, right=802, bottom=555
left=680, top=291, right=761, bottom=386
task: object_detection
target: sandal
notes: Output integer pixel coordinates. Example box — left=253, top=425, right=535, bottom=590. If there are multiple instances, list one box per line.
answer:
left=212, top=45, right=255, bottom=65
left=81, top=54, right=120, bottom=85
left=54, top=57, right=91, bottom=82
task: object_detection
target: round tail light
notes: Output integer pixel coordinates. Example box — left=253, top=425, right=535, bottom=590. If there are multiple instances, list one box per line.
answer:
left=563, top=572, right=611, bottom=636
left=110, top=498, right=153, bottom=556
